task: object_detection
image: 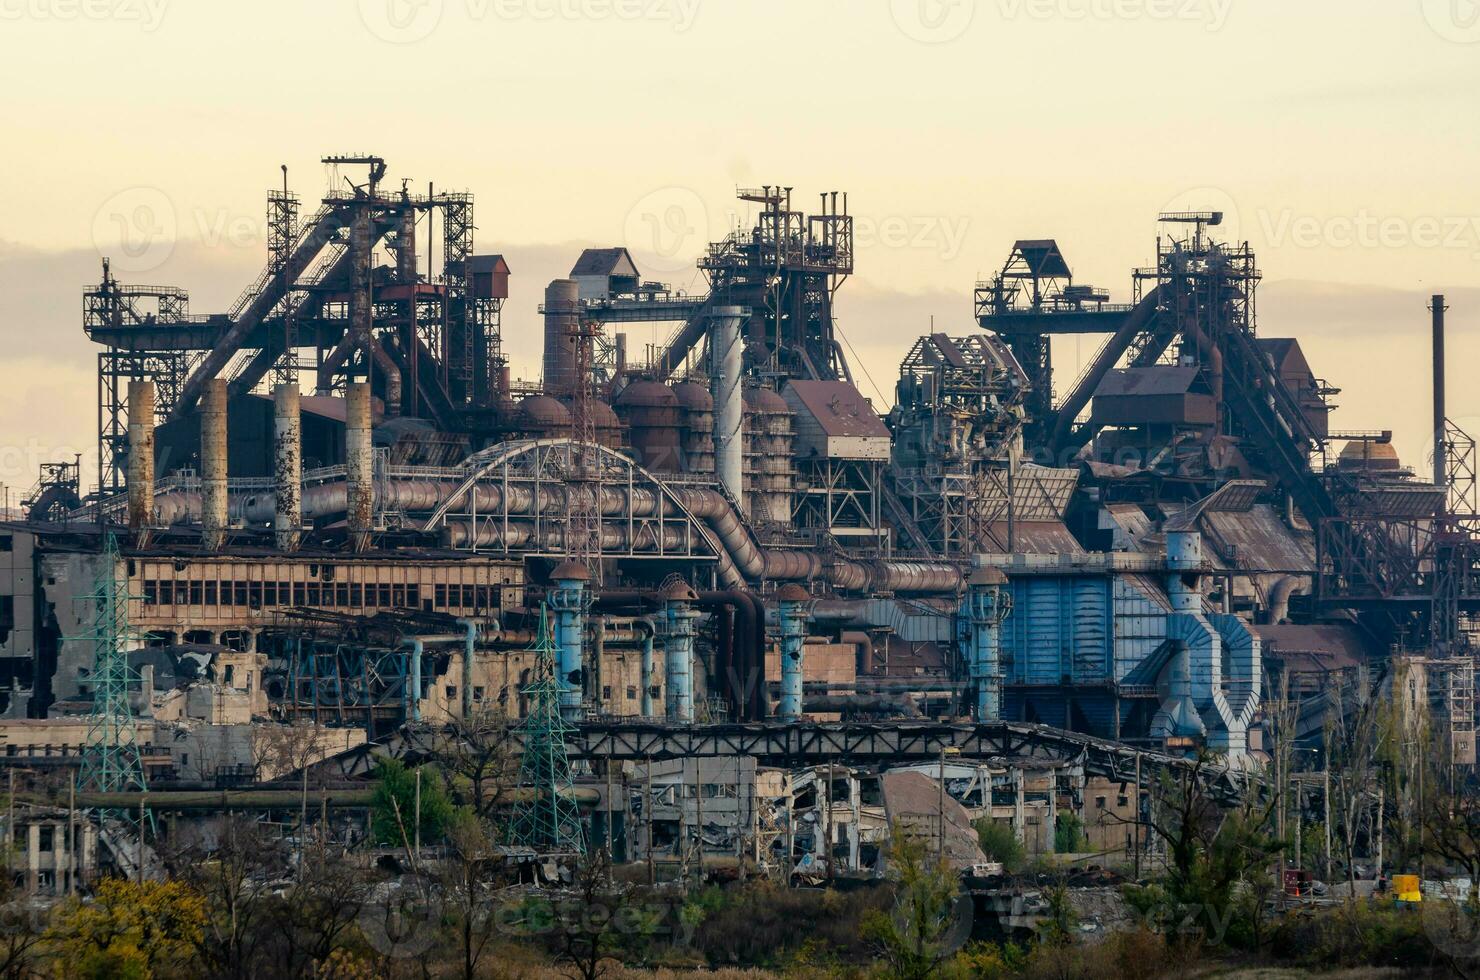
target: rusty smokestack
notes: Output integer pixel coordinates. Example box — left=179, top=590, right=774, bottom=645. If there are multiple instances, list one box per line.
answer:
left=396, top=206, right=417, bottom=283
left=1433, top=294, right=1448, bottom=490
left=346, top=381, right=374, bottom=552
left=542, top=278, right=580, bottom=397
left=126, top=380, right=155, bottom=531
left=273, top=383, right=302, bottom=551
left=201, top=378, right=228, bottom=549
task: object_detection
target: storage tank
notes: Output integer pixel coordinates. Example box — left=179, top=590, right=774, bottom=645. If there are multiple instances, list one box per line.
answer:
left=742, top=385, right=795, bottom=523
left=515, top=394, right=571, bottom=439
left=670, top=379, right=714, bottom=475
left=615, top=380, right=682, bottom=471
left=559, top=397, right=623, bottom=449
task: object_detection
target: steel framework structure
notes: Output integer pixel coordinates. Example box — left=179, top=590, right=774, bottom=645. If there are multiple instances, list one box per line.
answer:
left=77, top=535, right=151, bottom=830
left=507, top=607, right=584, bottom=853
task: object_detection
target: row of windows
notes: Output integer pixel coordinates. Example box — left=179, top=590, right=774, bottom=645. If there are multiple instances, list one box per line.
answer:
left=138, top=578, right=505, bottom=612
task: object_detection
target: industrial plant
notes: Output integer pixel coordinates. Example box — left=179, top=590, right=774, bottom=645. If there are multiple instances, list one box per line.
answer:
left=0, top=154, right=1472, bottom=892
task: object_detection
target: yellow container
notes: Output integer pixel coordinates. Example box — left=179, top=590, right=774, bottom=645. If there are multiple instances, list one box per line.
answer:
left=1392, top=874, right=1422, bottom=902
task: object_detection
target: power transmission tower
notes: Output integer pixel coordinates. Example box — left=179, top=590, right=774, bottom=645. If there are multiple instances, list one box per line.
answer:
left=508, top=605, right=584, bottom=854
left=76, top=534, right=154, bottom=861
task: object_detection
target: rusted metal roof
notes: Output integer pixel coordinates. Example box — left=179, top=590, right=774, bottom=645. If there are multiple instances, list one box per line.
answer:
left=1094, top=366, right=1204, bottom=397
left=783, top=380, right=889, bottom=438
left=570, top=247, right=639, bottom=278
left=1200, top=505, right=1315, bottom=573
left=979, top=520, right=1084, bottom=555
left=1256, top=623, right=1371, bottom=672
left=1010, top=239, right=1072, bottom=279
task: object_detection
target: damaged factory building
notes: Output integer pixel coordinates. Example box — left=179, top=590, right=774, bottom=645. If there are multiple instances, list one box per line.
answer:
left=2, top=156, right=1475, bottom=882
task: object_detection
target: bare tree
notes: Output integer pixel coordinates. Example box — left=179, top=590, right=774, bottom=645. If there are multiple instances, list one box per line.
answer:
left=268, top=845, right=368, bottom=976
left=439, top=811, right=510, bottom=980
left=434, top=705, right=519, bottom=822
left=1324, top=667, right=1386, bottom=894
left=164, top=816, right=288, bottom=980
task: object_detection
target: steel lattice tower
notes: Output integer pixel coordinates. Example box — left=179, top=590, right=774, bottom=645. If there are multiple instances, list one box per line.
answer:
left=77, top=535, right=151, bottom=830
left=508, top=605, right=584, bottom=854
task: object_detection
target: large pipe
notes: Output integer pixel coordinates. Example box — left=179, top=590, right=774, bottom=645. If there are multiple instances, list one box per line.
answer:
left=663, top=581, right=699, bottom=721
left=777, top=584, right=809, bottom=720
left=273, top=383, right=302, bottom=552
left=456, top=618, right=478, bottom=719
left=346, top=382, right=374, bottom=552
left=401, top=637, right=424, bottom=722
left=200, top=377, right=228, bottom=550
left=1433, top=294, right=1448, bottom=489
left=543, top=279, right=580, bottom=397
left=637, top=618, right=657, bottom=718
left=710, top=306, right=745, bottom=507
left=161, top=470, right=961, bottom=594
left=549, top=561, right=591, bottom=722
left=126, top=380, right=156, bottom=531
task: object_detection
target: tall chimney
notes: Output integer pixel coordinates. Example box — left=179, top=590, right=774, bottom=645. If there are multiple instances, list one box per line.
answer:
left=201, top=378, right=228, bottom=549
left=273, top=383, right=302, bottom=551
left=1433, top=294, right=1448, bottom=490
left=709, top=306, right=745, bottom=505
left=126, top=380, right=156, bottom=531
left=346, top=382, right=374, bottom=552
left=396, top=206, right=417, bottom=282
left=542, top=278, right=580, bottom=397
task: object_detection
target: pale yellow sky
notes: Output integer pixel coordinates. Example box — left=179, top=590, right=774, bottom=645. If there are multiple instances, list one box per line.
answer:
left=1, top=0, right=1478, bottom=492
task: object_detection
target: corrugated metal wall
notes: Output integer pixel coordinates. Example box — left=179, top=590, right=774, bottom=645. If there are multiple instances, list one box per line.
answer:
left=1001, top=573, right=1170, bottom=686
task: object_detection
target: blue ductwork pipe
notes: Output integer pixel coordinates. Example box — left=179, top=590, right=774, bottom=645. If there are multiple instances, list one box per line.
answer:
left=776, top=584, right=811, bottom=720
left=662, top=581, right=700, bottom=721
left=548, top=561, right=592, bottom=722
left=963, top=566, right=1010, bottom=722
left=400, top=637, right=424, bottom=722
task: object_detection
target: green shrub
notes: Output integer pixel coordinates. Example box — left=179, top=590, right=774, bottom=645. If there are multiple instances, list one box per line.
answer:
left=973, top=818, right=1025, bottom=871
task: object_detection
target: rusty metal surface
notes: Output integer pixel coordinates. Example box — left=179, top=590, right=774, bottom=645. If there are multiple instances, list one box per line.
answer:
left=346, top=382, right=373, bottom=550
left=783, top=380, right=890, bottom=439
left=201, top=378, right=228, bottom=549
left=273, top=383, right=302, bottom=552
left=126, top=380, right=155, bottom=530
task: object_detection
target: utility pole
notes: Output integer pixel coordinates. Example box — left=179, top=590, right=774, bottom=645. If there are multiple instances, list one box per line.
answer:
left=645, top=756, right=654, bottom=886
left=938, top=748, right=946, bottom=866
left=67, top=773, right=76, bottom=895
left=605, top=749, right=614, bottom=859
left=414, top=766, right=422, bottom=855
left=1323, top=764, right=1332, bottom=883
left=1132, top=752, right=1141, bottom=880
left=694, top=759, right=704, bottom=886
